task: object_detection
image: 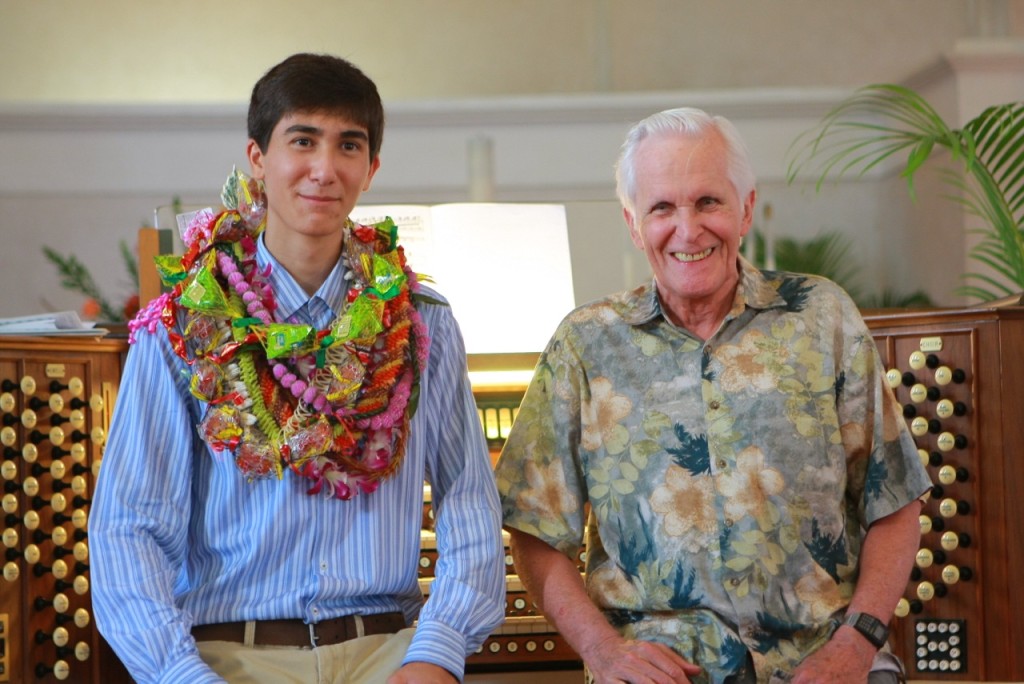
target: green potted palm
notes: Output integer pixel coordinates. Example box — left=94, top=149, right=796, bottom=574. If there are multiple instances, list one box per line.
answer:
left=785, top=84, right=1024, bottom=302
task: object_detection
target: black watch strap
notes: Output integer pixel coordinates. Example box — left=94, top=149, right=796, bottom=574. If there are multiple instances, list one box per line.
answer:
left=843, top=612, right=890, bottom=649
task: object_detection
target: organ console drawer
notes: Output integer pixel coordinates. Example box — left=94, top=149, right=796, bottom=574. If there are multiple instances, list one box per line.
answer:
left=865, top=305, right=1024, bottom=682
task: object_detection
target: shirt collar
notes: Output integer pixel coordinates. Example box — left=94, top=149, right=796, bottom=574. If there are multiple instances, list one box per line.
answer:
left=617, top=256, right=788, bottom=327
left=255, top=234, right=348, bottom=324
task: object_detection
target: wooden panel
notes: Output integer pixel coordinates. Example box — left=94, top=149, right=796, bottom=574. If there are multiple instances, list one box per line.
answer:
left=865, top=307, right=1024, bottom=681
left=0, top=336, right=129, bottom=684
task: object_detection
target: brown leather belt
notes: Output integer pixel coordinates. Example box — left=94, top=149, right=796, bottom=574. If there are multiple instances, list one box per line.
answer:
left=191, top=612, right=406, bottom=648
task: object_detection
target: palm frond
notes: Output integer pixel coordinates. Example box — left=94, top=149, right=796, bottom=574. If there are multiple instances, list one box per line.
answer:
left=787, top=84, right=1024, bottom=302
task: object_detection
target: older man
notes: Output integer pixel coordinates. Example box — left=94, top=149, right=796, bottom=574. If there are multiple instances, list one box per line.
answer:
left=495, top=107, right=930, bottom=684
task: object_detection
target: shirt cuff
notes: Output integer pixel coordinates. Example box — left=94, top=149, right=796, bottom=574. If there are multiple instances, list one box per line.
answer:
left=403, top=620, right=469, bottom=681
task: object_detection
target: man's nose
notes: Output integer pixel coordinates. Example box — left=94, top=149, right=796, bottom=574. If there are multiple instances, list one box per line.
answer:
left=308, top=150, right=339, bottom=184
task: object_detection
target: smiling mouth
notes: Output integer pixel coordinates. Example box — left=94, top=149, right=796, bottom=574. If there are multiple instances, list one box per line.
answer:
left=673, top=247, right=713, bottom=263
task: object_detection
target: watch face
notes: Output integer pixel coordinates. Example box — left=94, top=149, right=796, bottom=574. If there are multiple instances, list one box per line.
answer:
left=847, top=612, right=889, bottom=648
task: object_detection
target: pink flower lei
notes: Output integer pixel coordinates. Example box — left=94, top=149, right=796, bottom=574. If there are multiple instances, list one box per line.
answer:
left=130, top=169, right=431, bottom=500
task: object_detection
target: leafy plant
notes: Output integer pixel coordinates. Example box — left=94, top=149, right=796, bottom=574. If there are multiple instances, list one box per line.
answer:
left=747, top=229, right=932, bottom=309
left=785, top=84, right=1024, bottom=302
left=43, top=240, right=140, bottom=322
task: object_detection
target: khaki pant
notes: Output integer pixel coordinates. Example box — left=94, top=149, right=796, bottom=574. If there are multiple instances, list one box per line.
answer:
left=197, top=627, right=416, bottom=683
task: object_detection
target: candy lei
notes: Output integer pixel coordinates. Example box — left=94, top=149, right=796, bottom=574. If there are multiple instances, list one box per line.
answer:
left=129, top=169, right=430, bottom=500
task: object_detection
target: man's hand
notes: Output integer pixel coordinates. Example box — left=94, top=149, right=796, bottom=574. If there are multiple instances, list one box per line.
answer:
left=790, top=627, right=875, bottom=684
left=386, top=661, right=457, bottom=684
left=581, top=633, right=702, bottom=684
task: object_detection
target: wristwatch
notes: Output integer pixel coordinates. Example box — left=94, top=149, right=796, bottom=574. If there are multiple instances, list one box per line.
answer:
left=843, top=612, right=890, bottom=649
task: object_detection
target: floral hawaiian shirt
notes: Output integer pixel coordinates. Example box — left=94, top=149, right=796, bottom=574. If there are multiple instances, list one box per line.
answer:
left=495, top=259, right=931, bottom=684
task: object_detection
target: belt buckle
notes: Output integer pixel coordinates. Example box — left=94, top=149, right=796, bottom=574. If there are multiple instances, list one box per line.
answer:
left=308, top=622, right=319, bottom=648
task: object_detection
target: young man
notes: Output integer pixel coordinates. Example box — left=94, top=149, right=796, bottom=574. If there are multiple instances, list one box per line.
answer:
left=90, top=53, right=506, bottom=684
left=495, top=108, right=930, bottom=684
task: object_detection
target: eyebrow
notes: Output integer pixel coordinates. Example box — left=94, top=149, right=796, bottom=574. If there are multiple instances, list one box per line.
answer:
left=283, top=124, right=368, bottom=141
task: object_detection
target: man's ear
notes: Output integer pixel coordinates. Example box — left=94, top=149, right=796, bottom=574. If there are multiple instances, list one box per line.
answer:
left=624, top=207, right=644, bottom=250
left=739, top=188, right=757, bottom=238
left=246, top=139, right=266, bottom=180
left=363, top=155, right=381, bottom=192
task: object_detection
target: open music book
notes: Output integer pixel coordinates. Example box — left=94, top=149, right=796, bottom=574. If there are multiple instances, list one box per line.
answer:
left=349, top=203, right=575, bottom=355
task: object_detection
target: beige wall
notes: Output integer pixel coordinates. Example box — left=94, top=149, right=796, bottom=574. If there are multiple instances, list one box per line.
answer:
left=1, top=0, right=1021, bottom=104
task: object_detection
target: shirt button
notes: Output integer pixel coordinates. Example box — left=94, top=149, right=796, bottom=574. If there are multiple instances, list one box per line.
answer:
left=724, top=518, right=734, bottom=527
left=709, top=400, right=721, bottom=410
left=730, top=577, right=741, bottom=586
left=716, top=459, right=728, bottom=470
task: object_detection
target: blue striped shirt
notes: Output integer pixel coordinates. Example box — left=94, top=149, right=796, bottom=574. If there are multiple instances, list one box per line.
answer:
left=90, top=236, right=507, bottom=683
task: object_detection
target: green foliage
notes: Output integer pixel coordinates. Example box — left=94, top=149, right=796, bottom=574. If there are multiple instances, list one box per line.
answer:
left=786, top=84, right=1024, bottom=302
left=42, top=239, right=139, bottom=322
left=748, top=229, right=933, bottom=309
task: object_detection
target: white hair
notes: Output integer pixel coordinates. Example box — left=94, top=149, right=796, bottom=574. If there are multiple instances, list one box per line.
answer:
left=614, top=107, right=757, bottom=214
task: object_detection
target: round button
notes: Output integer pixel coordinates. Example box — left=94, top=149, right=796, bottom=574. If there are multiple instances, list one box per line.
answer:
left=88, top=395, right=104, bottom=412
left=53, top=593, right=70, bottom=613
left=74, top=641, right=91, bottom=661
left=69, top=410, right=85, bottom=429
left=51, top=626, right=70, bottom=647
left=23, top=510, right=40, bottom=530
left=21, top=443, right=38, bottom=462
left=70, top=443, right=86, bottom=462
left=21, top=377, right=36, bottom=395
left=73, top=607, right=90, bottom=628
left=939, top=498, right=959, bottom=518
left=894, top=598, right=910, bottom=618
left=0, top=393, right=14, bottom=412
left=53, top=659, right=71, bottom=680
left=937, top=432, right=955, bottom=452
left=24, top=544, right=40, bottom=564
left=909, top=384, right=928, bottom=403
left=935, top=399, right=954, bottom=419
left=3, top=561, right=20, bottom=581
left=21, top=409, right=37, bottom=429
left=938, top=466, right=957, bottom=485
left=2, top=494, right=18, bottom=514
left=50, top=426, right=66, bottom=446
left=911, top=417, right=929, bottom=436
left=915, top=548, right=934, bottom=568
left=52, top=559, right=69, bottom=579
left=934, top=366, right=952, bottom=385
left=1, top=461, right=15, bottom=480
left=22, top=477, right=39, bottom=497
left=49, top=394, right=65, bottom=412
left=73, top=575, right=89, bottom=595
left=69, top=378, right=84, bottom=397
left=917, top=581, right=935, bottom=601
left=2, top=528, right=17, bottom=547
left=51, top=527, right=68, bottom=546
left=909, top=351, right=927, bottom=370
left=919, top=515, right=933, bottom=534
left=941, top=565, right=961, bottom=584
left=1, top=427, right=16, bottom=447
left=885, top=369, right=902, bottom=388
left=51, top=461, right=67, bottom=480
left=940, top=531, right=960, bottom=551
left=917, top=448, right=929, bottom=467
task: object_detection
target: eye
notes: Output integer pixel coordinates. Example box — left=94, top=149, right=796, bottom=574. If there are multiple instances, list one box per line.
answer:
left=341, top=140, right=362, bottom=152
left=291, top=136, right=314, bottom=148
left=649, top=201, right=672, bottom=215
left=696, top=196, right=721, bottom=210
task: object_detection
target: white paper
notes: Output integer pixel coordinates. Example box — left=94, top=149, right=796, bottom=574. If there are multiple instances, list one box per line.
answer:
left=0, top=311, right=108, bottom=336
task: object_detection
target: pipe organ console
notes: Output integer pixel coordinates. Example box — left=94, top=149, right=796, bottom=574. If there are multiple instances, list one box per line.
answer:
left=865, top=306, right=1024, bottom=682
left=1, top=304, right=1021, bottom=681
left=0, top=336, right=128, bottom=683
